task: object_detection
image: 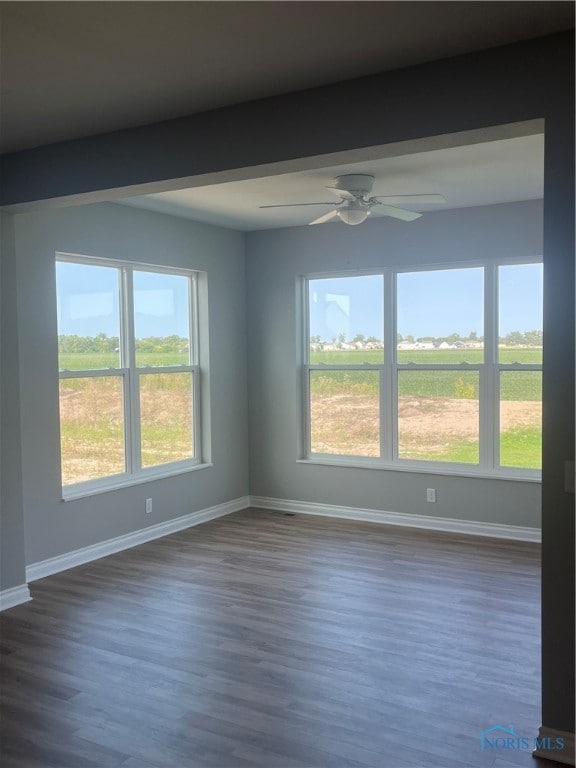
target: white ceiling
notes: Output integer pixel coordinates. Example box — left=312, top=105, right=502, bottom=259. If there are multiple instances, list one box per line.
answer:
left=119, top=133, right=544, bottom=231
left=0, top=1, right=572, bottom=153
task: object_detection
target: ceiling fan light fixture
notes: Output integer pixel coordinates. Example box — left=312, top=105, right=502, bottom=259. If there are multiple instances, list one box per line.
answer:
left=337, top=200, right=371, bottom=226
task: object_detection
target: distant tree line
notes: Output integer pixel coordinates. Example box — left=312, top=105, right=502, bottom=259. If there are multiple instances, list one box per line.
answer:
left=395, top=330, right=543, bottom=346
left=58, top=333, right=189, bottom=353
left=310, top=330, right=543, bottom=346
left=499, top=330, right=543, bottom=346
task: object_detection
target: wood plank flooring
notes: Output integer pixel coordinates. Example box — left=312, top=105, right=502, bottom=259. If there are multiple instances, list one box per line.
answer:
left=0, top=508, right=545, bottom=768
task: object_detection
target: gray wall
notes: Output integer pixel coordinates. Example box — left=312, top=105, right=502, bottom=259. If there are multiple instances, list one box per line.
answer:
left=13, top=203, right=248, bottom=565
left=247, top=201, right=543, bottom=528
left=0, top=213, right=27, bottom=590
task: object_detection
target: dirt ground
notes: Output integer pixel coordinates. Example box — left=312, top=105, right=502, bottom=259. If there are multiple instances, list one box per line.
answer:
left=59, top=383, right=192, bottom=485
left=310, top=394, right=541, bottom=457
left=59, top=381, right=541, bottom=484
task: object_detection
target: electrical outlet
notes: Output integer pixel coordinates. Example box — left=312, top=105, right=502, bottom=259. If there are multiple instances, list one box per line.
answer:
left=426, top=488, right=436, bottom=503
left=145, top=498, right=153, bottom=514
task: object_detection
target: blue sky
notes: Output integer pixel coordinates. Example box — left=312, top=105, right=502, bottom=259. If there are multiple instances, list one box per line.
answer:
left=56, top=260, right=543, bottom=341
left=56, top=262, right=190, bottom=338
left=309, top=264, right=543, bottom=340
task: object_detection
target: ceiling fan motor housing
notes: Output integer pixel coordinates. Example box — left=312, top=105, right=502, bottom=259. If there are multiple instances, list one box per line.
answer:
left=333, top=174, right=375, bottom=196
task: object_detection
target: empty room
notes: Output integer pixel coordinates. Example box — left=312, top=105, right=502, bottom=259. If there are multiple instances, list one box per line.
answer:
left=0, top=3, right=574, bottom=768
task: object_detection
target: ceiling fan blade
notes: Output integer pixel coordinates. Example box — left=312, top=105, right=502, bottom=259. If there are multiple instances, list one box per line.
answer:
left=372, top=194, right=446, bottom=204
left=325, top=187, right=356, bottom=201
left=309, top=210, right=339, bottom=226
left=371, top=204, right=422, bottom=222
left=259, top=202, right=335, bottom=209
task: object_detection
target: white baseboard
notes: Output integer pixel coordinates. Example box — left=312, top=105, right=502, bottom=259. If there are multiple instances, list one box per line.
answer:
left=26, top=496, right=250, bottom=582
left=533, top=726, right=575, bottom=765
left=249, top=496, right=541, bottom=542
left=0, top=583, right=32, bottom=612
left=16, top=492, right=542, bottom=590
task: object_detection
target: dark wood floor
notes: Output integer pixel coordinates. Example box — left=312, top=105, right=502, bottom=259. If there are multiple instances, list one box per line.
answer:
left=1, top=508, right=545, bottom=768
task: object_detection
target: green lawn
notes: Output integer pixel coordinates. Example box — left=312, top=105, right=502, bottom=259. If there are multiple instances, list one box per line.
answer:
left=309, top=349, right=541, bottom=402
left=499, top=426, right=542, bottom=468
left=310, top=347, right=542, bottom=365
left=60, top=347, right=542, bottom=372
left=413, top=427, right=541, bottom=468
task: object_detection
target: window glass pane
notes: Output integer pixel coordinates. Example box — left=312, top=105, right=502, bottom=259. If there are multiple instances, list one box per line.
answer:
left=310, top=370, right=379, bottom=456
left=56, top=261, right=121, bottom=370
left=397, top=268, right=483, bottom=363
left=140, top=373, right=194, bottom=467
left=398, top=371, right=479, bottom=463
left=309, top=275, right=384, bottom=363
left=500, top=371, right=542, bottom=469
left=499, top=264, right=543, bottom=364
left=134, top=271, right=191, bottom=367
left=59, top=377, right=125, bottom=485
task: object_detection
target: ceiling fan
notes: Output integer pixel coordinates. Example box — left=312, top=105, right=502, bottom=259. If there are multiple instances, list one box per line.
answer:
left=260, top=174, right=446, bottom=226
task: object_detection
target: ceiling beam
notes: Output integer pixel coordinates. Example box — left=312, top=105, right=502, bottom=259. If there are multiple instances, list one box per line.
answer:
left=0, top=31, right=571, bottom=210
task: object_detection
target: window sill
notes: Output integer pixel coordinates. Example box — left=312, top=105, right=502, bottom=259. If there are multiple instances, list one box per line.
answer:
left=62, top=462, right=213, bottom=501
left=297, top=457, right=541, bottom=483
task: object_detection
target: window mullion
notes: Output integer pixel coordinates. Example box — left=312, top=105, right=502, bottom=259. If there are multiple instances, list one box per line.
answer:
left=498, top=363, right=543, bottom=371
left=396, top=363, right=482, bottom=371
left=189, top=274, right=198, bottom=366
left=123, top=267, right=141, bottom=474
left=383, top=269, right=395, bottom=461
left=304, top=366, right=312, bottom=458
left=302, top=280, right=310, bottom=459
left=59, top=368, right=128, bottom=379
left=308, top=364, right=380, bottom=371
left=189, top=276, right=201, bottom=460
left=480, top=263, right=497, bottom=471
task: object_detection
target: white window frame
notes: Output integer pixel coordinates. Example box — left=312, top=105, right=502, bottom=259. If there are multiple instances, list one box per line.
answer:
left=301, top=258, right=542, bottom=482
left=57, top=253, right=208, bottom=500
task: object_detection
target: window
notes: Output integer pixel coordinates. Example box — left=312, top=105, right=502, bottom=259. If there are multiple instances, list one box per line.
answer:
left=56, top=254, right=204, bottom=495
left=304, top=261, right=542, bottom=478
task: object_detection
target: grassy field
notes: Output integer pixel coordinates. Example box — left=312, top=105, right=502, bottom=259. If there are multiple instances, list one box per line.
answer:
left=59, top=372, right=193, bottom=485
left=310, top=348, right=542, bottom=365
left=310, top=387, right=541, bottom=468
left=398, top=426, right=542, bottom=467
left=58, top=351, right=194, bottom=484
left=309, top=349, right=541, bottom=468
left=60, top=347, right=542, bottom=371
left=309, top=349, right=542, bottom=402
left=58, top=349, right=541, bottom=483
left=499, top=426, right=541, bottom=468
